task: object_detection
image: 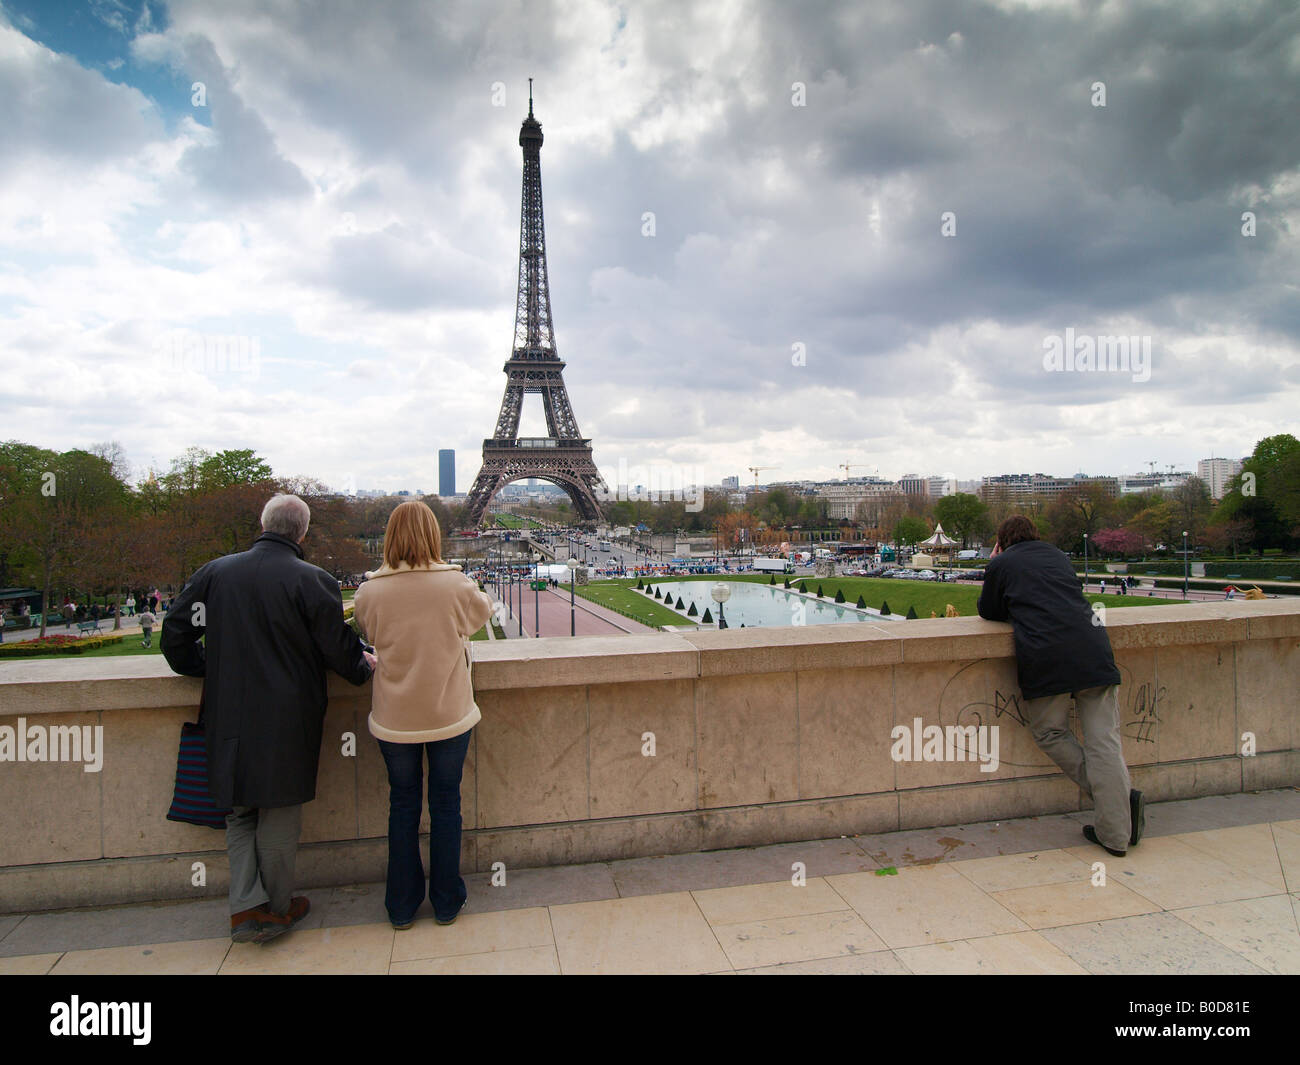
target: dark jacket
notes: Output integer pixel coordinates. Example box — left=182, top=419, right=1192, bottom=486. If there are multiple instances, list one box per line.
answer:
left=977, top=539, right=1120, bottom=700
left=162, top=532, right=372, bottom=808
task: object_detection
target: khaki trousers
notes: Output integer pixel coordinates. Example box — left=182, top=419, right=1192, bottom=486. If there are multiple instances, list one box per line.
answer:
left=1022, top=685, right=1132, bottom=852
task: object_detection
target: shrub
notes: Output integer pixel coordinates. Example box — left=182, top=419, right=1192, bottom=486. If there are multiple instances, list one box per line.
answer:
left=701, top=607, right=713, bottom=623
left=906, top=605, right=918, bottom=619
left=880, top=600, right=891, bottom=615
left=856, top=594, right=866, bottom=608
left=687, top=602, right=698, bottom=616
left=816, top=584, right=824, bottom=597
left=834, top=589, right=845, bottom=603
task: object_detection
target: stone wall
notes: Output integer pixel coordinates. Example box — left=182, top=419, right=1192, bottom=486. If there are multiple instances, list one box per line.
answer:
left=0, top=600, right=1296, bottom=912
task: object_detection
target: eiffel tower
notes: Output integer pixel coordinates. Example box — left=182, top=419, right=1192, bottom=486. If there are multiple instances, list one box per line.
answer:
left=463, top=85, right=606, bottom=527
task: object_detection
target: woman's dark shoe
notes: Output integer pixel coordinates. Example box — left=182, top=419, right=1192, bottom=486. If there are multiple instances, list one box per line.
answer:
left=1083, top=824, right=1126, bottom=857
left=435, top=901, right=466, bottom=926
left=391, top=918, right=414, bottom=931
left=1130, top=789, right=1145, bottom=847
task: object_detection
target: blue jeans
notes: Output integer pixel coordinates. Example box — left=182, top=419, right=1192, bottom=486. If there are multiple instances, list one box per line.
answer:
left=377, top=730, right=472, bottom=924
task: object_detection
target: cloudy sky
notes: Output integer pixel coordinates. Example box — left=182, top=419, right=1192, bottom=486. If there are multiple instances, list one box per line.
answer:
left=2, top=0, right=1297, bottom=498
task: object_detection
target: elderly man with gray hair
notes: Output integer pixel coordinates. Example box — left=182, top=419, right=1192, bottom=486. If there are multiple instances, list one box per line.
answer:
left=163, top=493, right=375, bottom=944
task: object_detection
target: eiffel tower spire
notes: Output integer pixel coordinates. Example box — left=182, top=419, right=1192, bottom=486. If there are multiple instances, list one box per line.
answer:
left=463, top=89, right=607, bottom=527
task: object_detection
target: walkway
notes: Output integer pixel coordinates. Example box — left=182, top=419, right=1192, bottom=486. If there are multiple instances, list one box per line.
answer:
left=491, top=585, right=651, bottom=639
left=2, top=789, right=1295, bottom=974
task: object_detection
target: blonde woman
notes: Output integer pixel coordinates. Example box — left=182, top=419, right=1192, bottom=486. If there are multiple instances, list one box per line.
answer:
left=353, top=502, right=494, bottom=929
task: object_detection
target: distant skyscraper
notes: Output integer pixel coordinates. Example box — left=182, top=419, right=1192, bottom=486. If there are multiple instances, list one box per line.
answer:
left=439, top=449, right=456, bottom=496
left=722, top=475, right=740, bottom=491
left=1198, top=457, right=1242, bottom=500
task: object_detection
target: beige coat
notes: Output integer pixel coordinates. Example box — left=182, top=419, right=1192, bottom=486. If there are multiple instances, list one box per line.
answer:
left=352, top=562, right=494, bottom=743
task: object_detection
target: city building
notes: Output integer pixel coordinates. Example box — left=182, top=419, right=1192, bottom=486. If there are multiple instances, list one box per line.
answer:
left=980, top=473, right=1120, bottom=499
left=899, top=474, right=929, bottom=498
left=927, top=476, right=958, bottom=498
left=816, top=478, right=902, bottom=521
left=721, top=475, right=740, bottom=491
left=1198, top=457, right=1243, bottom=500
left=438, top=449, right=456, bottom=497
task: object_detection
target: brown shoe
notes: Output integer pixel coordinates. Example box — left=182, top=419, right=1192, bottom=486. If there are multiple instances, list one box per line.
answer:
left=254, top=896, right=311, bottom=944
left=230, top=908, right=263, bottom=943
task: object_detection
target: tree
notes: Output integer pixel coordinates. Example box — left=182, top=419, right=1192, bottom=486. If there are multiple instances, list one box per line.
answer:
left=933, top=493, right=988, bottom=548
left=1091, top=528, right=1143, bottom=557
left=6, top=449, right=129, bottom=636
left=199, top=449, right=274, bottom=489
left=894, top=516, right=929, bottom=546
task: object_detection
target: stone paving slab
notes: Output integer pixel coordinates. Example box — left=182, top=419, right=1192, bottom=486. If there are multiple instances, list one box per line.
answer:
left=1, top=790, right=1297, bottom=973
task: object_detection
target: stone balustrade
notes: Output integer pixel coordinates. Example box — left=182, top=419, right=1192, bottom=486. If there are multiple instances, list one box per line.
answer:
left=0, top=600, right=1296, bottom=912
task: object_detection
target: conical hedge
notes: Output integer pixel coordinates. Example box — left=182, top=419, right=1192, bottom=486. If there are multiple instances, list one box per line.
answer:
left=654, top=588, right=662, bottom=599
left=906, top=605, right=918, bottom=619
left=856, top=594, right=866, bottom=608
left=783, top=577, right=791, bottom=588
left=880, top=600, right=891, bottom=615
left=701, top=607, right=713, bottom=623
left=675, top=596, right=685, bottom=609
left=769, top=574, right=775, bottom=584
left=687, top=602, right=698, bottom=616
left=636, top=578, right=643, bottom=589
left=816, top=584, right=824, bottom=597
left=834, top=589, right=845, bottom=603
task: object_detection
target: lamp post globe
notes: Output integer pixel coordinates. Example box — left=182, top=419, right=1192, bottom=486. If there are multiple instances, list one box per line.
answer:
left=710, top=582, right=731, bottom=630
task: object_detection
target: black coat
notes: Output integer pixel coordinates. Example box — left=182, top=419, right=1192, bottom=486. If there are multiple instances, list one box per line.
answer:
left=977, top=539, right=1121, bottom=700
left=161, top=532, right=372, bottom=808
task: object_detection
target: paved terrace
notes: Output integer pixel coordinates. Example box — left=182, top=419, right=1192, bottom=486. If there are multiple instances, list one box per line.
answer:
left=0, top=598, right=1296, bottom=973
left=0, top=790, right=1296, bottom=974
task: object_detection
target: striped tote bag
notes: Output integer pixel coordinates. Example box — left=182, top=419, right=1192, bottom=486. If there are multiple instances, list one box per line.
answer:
left=166, top=692, right=232, bottom=829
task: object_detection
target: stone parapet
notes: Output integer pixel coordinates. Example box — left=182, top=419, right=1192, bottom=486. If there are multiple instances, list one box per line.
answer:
left=1, top=600, right=1296, bottom=912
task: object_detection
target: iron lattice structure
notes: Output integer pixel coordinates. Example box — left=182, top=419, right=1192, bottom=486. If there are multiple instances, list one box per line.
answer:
left=463, top=90, right=607, bottom=526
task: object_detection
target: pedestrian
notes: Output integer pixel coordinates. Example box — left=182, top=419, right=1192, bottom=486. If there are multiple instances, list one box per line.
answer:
left=1099, top=578, right=1106, bottom=594
left=162, top=494, right=374, bottom=945
left=978, top=515, right=1143, bottom=857
left=64, top=598, right=76, bottom=630
left=138, top=608, right=156, bottom=647
left=126, top=594, right=136, bottom=617
left=353, top=502, right=493, bottom=930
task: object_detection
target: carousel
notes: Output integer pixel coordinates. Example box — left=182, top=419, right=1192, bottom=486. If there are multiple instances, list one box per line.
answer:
left=910, top=523, right=959, bottom=568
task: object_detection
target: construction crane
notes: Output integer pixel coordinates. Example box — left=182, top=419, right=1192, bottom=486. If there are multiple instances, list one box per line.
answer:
left=840, top=463, right=876, bottom=479
left=748, top=465, right=779, bottom=487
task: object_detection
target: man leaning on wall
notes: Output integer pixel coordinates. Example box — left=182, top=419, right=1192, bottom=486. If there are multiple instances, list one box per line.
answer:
left=977, top=514, right=1144, bottom=856
left=162, top=493, right=375, bottom=943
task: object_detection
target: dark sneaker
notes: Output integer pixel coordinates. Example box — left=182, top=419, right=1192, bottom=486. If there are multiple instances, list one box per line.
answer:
left=391, top=919, right=414, bottom=931
left=1130, top=789, right=1145, bottom=847
left=1083, top=824, right=1126, bottom=857
left=254, top=896, right=311, bottom=944
left=230, top=908, right=262, bottom=943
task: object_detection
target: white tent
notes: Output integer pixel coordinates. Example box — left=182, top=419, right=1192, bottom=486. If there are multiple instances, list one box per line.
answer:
left=917, top=522, right=959, bottom=549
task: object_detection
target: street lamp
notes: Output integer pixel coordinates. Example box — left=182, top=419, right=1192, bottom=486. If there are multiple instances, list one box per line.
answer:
left=1182, top=530, right=1189, bottom=600
left=566, top=555, right=579, bottom=636
left=711, top=582, right=731, bottom=630
left=1083, top=532, right=1089, bottom=591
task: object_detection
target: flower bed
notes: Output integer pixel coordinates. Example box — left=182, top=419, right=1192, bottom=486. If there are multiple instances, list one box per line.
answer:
left=0, top=634, right=126, bottom=658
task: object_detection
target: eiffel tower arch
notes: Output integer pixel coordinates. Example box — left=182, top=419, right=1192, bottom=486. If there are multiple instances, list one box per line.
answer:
left=463, top=86, right=607, bottom=527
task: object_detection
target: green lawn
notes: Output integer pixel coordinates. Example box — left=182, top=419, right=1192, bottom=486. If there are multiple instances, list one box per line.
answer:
left=573, top=583, right=696, bottom=628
